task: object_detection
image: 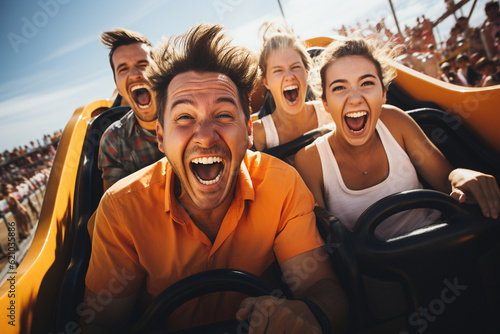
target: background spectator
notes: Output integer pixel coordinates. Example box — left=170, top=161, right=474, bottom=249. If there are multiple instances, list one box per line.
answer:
left=440, top=61, right=459, bottom=84
left=475, top=56, right=500, bottom=85
left=482, top=0, right=500, bottom=57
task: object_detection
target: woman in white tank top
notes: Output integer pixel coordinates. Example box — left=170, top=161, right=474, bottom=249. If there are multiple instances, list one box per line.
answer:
left=252, top=22, right=333, bottom=154
left=294, top=37, right=500, bottom=239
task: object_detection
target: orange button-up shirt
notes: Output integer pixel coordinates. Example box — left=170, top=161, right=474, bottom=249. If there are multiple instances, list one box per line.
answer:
left=86, top=150, right=323, bottom=330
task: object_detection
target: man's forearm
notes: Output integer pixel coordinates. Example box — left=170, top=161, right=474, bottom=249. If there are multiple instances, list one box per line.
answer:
left=299, top=278, right=349, bottom=334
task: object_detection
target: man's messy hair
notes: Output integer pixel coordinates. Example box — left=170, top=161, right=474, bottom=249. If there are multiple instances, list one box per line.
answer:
left=100, top=28, right=152, bottom=74
left=148, top=23, right=259, bottom=126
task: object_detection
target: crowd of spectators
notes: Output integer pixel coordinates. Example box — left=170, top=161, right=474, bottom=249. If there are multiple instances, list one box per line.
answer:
left=1, top=130, right=61, bottom=166
left=335, top=1, right=500, bottom=87
left=0, top=130, right=61, bottom=256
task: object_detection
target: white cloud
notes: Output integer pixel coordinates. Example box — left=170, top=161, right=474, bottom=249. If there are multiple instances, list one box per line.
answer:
left=120, top=0, right=170, bottom=27
left=38, top=33, right=98, bottom=64
left=0, top=70, right=61, bottom=101
left=0, top=66, right=109, bottom=102
left=231, top=14, right=282, bottom=51
left=0, top=73, right=113, bottom=152
left=0, top=76, right=107, bottom=121
left=279, top=0, right=391, bottom=40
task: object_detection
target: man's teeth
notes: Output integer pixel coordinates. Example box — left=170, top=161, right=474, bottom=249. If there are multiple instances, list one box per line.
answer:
left=192, top=156, right=223, bottom=185
left=195, top=173, right=222, bottom=185
left=131, top=84, right=148, bottom=92
left=345, top=111, right=367, bottom=118
left=191, top=157, right=223, bottom=164
left=283, top=85, right=298, bottom=91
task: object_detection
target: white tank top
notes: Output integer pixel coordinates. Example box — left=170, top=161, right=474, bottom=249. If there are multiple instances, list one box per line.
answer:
left=261, top=101, right=331, bottom=149
left=315, top=120, right=440, bottom=239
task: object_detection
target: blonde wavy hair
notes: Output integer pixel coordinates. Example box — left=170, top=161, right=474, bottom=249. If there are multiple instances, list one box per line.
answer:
left=258, top=21, right=312, bottom=77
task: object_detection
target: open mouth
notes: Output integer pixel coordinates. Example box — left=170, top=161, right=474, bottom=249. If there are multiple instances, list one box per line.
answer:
left=190, top=157, right=224, bottom=185
left=130, top=84, right=152, bottom=109
left=283, top=85, right=299, bottom=105
left=345, top=111, right=368, bottom=133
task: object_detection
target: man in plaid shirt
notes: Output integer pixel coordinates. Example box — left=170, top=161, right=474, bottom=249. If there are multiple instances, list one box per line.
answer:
left=98, top=28, right=163, bottom=191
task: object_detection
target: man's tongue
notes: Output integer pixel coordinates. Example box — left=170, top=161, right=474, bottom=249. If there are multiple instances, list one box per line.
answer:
left=284, top=89, right=298, bottom=103
left=194, top=163, right=222, bottom=181
left=132, top=88, right=151, bottom=106
left=345, top=115, right=366, bottom=132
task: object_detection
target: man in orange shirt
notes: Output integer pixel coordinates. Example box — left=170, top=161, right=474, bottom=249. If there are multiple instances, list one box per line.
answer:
left=82, top=23, right=348, bottom=333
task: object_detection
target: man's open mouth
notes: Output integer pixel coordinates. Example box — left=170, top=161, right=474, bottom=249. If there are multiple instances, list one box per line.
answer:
left=131, top=84, right=152, bottom=109
left=345, top=111, right=368, bottom=133
left=191, top=157, right=224, bottom=185
left=283, top=85, right=299, bottom=105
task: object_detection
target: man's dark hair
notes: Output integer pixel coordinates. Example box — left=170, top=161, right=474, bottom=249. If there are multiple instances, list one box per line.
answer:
left=456, top=53, right=469, bottom=64
left=148, top=23, right=259, bottom=126
left=475, top=57, right=495, bottom=71
left=485, top=1, right=499, bottom=12
left=100, top=28, right=153, bottom=75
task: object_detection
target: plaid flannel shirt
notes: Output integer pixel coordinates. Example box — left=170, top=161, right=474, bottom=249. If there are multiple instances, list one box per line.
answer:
left=98, top=109, right=164, bottom=183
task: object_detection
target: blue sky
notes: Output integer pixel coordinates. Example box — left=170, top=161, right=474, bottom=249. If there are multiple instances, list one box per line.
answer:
left=0, top=0, right=489, bottom=152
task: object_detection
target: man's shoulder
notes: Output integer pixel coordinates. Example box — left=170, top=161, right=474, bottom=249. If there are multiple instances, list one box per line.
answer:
left=244, top=151, right=315, bottom=215
left=101, top=109, right=135, bottom=137
left=245, top=150, right=298, bottom=183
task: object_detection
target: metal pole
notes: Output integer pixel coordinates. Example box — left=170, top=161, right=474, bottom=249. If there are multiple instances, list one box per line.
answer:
left=467, top=0, right=478, bottom=21
left=388, top=0, right=404, bottom=38
left=277, top=0, right=287, bottom=22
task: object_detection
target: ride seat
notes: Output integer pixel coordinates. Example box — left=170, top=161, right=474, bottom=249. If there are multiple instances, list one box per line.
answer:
left=51, top=105, right=129, bottom=331
left=314, top=206, right=367, bottom=333
left=407, top=108, right=500, bottom=182
left=386, top=83, right=442, bottom=111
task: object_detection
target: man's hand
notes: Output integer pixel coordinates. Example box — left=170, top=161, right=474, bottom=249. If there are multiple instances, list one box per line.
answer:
left=236, top=296, right=321, bottom=334
left=449, top=168, right=500, bottom=219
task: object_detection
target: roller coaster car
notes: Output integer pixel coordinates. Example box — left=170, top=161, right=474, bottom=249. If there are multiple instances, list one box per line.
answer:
left=1, top=38, right=499, bottom=334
